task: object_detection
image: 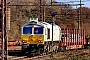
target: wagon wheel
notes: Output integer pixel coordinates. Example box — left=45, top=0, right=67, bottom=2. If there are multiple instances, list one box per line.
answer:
left=60, top=46, right=66, bottom=52
left=82, top=44, right=87, bottom=49
left=39, top=48, right=44, bottom=54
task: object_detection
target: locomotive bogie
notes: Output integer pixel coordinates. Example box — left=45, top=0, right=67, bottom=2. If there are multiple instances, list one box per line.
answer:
left=22, top=44, right=44, bottom=54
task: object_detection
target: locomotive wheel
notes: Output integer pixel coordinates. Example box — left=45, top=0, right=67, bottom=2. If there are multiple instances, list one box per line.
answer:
left=82, top=45, right=85, bottom=49
left=44, top=45, right=48, bottom=53
left=47, top=45, right=50, bottom=52
left=57, top=46, right=60, bottom=52
left=55, top=47, right=58, bottom=53
left=39, top=48, right=44, bottom=54
left=60, top=46, right=66, bottom=52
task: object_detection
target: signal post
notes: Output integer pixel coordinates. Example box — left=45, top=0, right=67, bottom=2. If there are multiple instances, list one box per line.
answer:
left=1, top=0, right=8, bottom=60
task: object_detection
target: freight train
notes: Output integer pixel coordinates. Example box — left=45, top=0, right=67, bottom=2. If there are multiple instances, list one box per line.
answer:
left=21, top=18, right=87, bottom=54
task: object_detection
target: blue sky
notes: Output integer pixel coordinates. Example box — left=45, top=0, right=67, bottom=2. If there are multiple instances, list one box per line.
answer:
left=55, top=0, right=90, bottom=8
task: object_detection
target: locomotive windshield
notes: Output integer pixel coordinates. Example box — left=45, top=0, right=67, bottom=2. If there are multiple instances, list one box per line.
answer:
left=34, top=27, right=43, bottom=34
left=23, top=27, right=32, bottom=34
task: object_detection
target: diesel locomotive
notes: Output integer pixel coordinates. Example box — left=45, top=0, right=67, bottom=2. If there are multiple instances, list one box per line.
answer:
left=21, top=18, right=62, bottom=54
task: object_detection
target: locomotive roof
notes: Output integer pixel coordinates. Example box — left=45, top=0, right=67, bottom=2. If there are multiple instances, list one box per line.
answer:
left=22, top=21, right=61, bottom=29
left=39, top=22, right=61, bottom=29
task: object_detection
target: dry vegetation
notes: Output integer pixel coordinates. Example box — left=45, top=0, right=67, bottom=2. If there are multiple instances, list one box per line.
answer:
left=5, top=0, right=90, bottom=40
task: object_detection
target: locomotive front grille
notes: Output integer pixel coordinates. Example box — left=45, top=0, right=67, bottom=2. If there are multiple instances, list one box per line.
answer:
left=29, top=35, right=44, bottom=44
left=22, top=35, right=44, bottom=44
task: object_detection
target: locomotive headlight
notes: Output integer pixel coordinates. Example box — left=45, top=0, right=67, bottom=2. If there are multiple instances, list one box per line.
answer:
left=38, top=40, right=42, bottom=43
left=22, top=40, right=27, bottom=43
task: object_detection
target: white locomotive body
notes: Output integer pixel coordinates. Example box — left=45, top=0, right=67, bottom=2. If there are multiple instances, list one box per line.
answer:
left=40, top=22, right=62, bottom=42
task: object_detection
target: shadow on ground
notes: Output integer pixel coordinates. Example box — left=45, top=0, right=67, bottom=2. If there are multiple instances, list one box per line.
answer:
left=8, top=50, right=23, bottom=56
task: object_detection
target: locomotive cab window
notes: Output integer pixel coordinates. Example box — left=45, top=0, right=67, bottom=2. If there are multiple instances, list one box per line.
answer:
left=34, top=27, right=43, bottom=34
left=23, top=27, right=32, bottom=34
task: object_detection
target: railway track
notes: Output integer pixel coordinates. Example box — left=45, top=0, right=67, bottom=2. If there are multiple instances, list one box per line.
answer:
left=0, top=48, right=89, bottom=60
left=8, top=54, right=52, bottom=60
left=0, top=46, right=90, bottom=60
